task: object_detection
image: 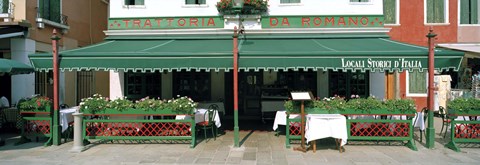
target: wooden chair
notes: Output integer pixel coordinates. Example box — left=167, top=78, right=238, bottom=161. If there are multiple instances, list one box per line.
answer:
left=197, top=104, right=218, bottom=142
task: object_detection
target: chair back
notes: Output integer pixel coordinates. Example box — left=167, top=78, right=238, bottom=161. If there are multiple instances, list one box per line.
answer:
left=438, top=106, right=449, bottom=120
left=206, top=104, right=218, bottom=125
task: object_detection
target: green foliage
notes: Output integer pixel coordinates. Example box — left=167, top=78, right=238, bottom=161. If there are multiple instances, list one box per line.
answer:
left=346, top=96, right=385, bottom=112
left=135, top=97, right=166, bottom=111
left=80, top=94, right=109, bottom=114
left=284, top=99, right=312, bottom=114
left=216, top=0, right=268, bottom=15
left=448, top=98, right=480, bottom=113
left=384, top=99, right=416, bottom=114
left=19, top=95, right=52, bottom=111
left=107, top=97, right=134, bottom=112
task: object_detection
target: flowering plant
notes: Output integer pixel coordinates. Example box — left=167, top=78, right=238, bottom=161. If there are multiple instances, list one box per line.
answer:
left=135, top=97, right=167, bottom=111
left=107, top=96, right=134, bottom=112
left=216, top=0, right=268, bottom=15
left=166, top=96, right=198, bottom=114
left=19, top=95, right=52, bottom=111
left=313, top=96, right=347, bottom=112
left=80, top=94, right=109, bottom=114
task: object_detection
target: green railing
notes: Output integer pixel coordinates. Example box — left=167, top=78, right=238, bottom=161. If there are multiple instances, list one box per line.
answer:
left=285, top=109, right=417, bottom=151
left=16, top=106, right=53, bottom=146
left=82, top=108, right=196, bottom=148
left=445, top=110, right=480, bottom=152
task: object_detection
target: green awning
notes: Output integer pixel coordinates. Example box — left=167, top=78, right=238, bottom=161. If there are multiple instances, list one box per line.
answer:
left=29, top=39, right=234, bottom=72
left=238, top=38, right=464, bottom=72
left=29, top=36, right=463, bottom=72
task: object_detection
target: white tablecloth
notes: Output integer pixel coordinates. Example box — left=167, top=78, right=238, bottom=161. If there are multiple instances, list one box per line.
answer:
left=60, top=106, right=77, bottom=133
left=390, top=112, right=425, bottom=131
left=272, top=110, right=300, bottom=131
left=176, top=109, right=221, bottom=128
left=197, top=102, right=225, bottom=115
left=305, top=114, right=348, bottom=146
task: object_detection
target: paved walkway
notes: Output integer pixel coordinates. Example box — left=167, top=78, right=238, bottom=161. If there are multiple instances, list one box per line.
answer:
left=0, top=117, right=479, bottom=165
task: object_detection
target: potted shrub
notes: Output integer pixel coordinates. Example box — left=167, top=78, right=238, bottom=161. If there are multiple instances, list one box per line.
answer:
left=216, top=0, right=268, bottom=15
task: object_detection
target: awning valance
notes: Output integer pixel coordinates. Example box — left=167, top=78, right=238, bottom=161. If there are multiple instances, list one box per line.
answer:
left=29, top=36, right=464, bottom=72
left=238, top=38, right=464, bottom=72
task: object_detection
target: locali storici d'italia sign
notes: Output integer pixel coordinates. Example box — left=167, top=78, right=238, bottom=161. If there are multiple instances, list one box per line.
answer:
left=262, top=15, right=384, bottom=28
left=341, top=58, right=423, bottom=70
left=108, top=17, right=224, bottom=30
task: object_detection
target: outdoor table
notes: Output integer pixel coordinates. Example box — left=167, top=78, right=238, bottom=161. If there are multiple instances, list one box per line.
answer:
left=176, top=108, right=221, bottom=128
left=305, top=114, right=347, bottom=153
left=60, top=106, right=77, bottom=133
left=272, top=110, right=300, bottom=131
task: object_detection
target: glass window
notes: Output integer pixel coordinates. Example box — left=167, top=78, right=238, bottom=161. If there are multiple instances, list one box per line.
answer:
left=426, top=0, right=447, bottom=23
left=125, top=0, right=144, bottom=5
left=281, top=0, right=301, bottom=3
left=38, top=0, right=61, bottom=23
left=125, top=71, right=162, bottom=100
left=186, top=0, right=206, bottom=5
left=329, top=70, right=369, bottom=98
left=408, top=71, right=427, bottom=95
left=460, top=0, right=479, bottom=24
left=383, top=0, right=398, bottom=24
left=173, top=71, right=211, bottom=102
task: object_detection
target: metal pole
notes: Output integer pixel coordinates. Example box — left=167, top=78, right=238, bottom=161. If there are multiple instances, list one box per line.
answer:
left=69, top=112, right=85, bottom=152
left=233, top=26, right=239, bottom=147
left=51, top=29, right=61, bottom=145
left=426, top=28, right=437, bottom=148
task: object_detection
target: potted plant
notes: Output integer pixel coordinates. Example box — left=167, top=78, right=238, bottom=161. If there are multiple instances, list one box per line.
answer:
left=216, top=0, right=268, bottom=15
left=79, top=94, right=109, bottom=114
left=447, top=98, right=480, bottom=115
left=18, top=95, right=52, bottom=112
left=344, top=96, right=386, bottom=114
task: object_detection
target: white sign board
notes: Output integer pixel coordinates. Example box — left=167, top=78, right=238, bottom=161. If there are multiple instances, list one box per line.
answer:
left=290, top=91, right=313, bottom=101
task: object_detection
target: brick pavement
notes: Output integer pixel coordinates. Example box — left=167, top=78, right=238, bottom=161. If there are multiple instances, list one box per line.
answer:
left=0, top=117, right=479, bottom=165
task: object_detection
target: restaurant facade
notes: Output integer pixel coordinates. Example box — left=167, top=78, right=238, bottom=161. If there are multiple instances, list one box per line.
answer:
left=29, top=0, right=463, bottom=124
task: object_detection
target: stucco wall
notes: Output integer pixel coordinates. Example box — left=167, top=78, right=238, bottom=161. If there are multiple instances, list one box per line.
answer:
left=109, top=0, right=382, bottom=18
left=458, top=26, right=480, bottom=42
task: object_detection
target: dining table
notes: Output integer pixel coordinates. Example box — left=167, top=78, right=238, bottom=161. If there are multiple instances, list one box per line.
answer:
left=176, top=108, right=221, bottom=128
left=60, top=106, right=78, bottom=133
left=197, top=102, right=225, bottom=116
left=305, top=114, right=348, bottom=153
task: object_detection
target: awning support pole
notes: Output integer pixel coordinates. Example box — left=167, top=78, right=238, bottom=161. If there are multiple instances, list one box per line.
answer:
left=233, top=26, right=240, bottom=147
left=51, top=29, right=62, bottom=146
left=426, top=27, right=437, bottom=149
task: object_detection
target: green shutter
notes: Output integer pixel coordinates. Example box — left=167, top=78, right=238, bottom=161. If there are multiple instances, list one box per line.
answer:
left=50, top=0, right=60, bottom=23
left=383, top=0, right=396, bottom=24
left=135, top=0, right=144, bottom=5
left=281, top=0, right=290, bottom=3
left=434, top=0, right=445, bottom=23
left=472, top=0, right=479, bottom=24
left=199, top=0, right=206, bottom=4
left=409, top=71, right=427, bottom=94
left=427, top=0, right=434, bottom=23
left=461, top=0, right=470, bottom=24
left=186, top=0, right=196, bottom=4
left=1, top=0, right=9, bottom=13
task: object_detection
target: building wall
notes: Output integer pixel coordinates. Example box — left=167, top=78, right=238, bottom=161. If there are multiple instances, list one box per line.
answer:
left=458, top=26, right=480, bottom=42
left=109, top=0, right=382, bottom=18
left=12, top=0, right=26, bottom=21
left=385, top=0, right=459, bottom=110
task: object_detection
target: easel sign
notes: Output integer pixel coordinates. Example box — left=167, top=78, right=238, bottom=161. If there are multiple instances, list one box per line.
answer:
left=290, top=91, right=313, bottom=153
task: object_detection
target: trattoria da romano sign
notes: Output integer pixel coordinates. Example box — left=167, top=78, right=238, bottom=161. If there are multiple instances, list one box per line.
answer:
left=108, top=16, right=224, bottom=30
left=262, top=15, right=384, bottom=28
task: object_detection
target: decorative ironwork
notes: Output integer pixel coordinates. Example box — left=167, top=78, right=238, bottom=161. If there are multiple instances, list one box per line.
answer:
left=85, top=122, right=192, bottom=137
left=24, top=120, right=51, bottom=135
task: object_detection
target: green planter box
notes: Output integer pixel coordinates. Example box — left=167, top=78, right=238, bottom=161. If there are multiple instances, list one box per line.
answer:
left=293, top=108, right=415, bottom=115
left=20, top=105, right=52, bottom=115
left=82, top=108, right=194, bottom=116
left=447, top=109, right=480, bottom=116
